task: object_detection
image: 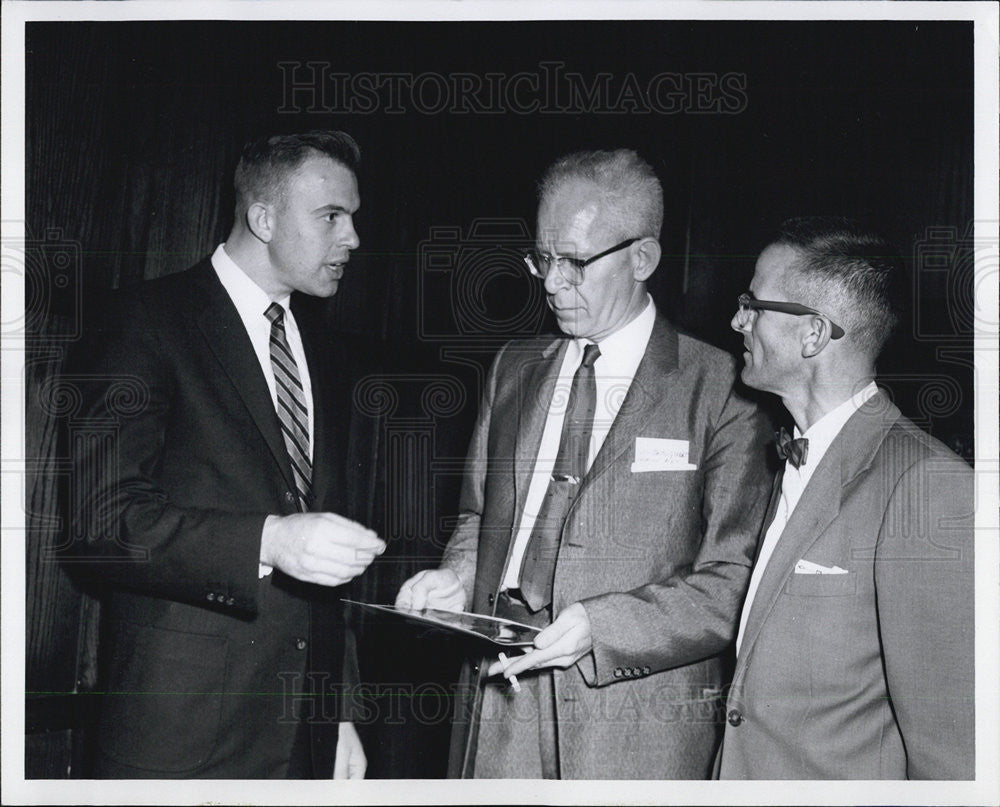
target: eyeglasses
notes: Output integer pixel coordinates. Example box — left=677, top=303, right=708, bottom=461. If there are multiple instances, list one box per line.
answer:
left=736, top=292, right=845, bottom=339
left=523, top=238, right=639, bottom=286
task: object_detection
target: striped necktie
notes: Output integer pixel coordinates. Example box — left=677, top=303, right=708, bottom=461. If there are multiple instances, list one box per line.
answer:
left=264, top=302, right=311, bottom=510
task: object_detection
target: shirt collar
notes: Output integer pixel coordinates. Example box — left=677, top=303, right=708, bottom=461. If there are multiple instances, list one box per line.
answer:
left=211, top=243, right=291, bottom=321
left=793, top=380, right=879, bottom=473
left=580, top=294, right=656, bottom=364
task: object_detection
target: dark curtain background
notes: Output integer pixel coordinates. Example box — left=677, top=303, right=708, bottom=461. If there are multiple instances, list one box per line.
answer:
left=24, top=20, right=974, bottom=778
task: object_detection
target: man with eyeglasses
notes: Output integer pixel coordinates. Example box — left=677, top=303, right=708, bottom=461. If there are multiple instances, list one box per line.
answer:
left=396, top=149, right=773, bottom=779
left=716, top=217, right=974, bottom=779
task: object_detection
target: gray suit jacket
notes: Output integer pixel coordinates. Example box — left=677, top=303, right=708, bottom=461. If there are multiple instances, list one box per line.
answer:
left=442, top=314, right=774, bottom=778
left=717, top=391, right=975, bottom=779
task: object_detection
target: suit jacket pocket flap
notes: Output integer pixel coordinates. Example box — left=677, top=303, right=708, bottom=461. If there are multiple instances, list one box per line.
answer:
left=784, top=571, right=856, bottom=597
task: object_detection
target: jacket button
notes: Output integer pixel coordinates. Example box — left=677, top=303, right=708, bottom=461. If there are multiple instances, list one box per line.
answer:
left=488, top=593, right=495, bottom=606
left=226, top=597, right=235, bottom=606
left=632, top=667, right=641, bottom=677
left=284, top=491, right=296, bottom=504
left=614, top=667, right=623, bottom=678
left=295, top=638, right=308, bottom=651
left=206, top=592, right=215, bottom=602
left=727, top=709, right=744, bottom=727
left=642, top=666, right=651, bottom=675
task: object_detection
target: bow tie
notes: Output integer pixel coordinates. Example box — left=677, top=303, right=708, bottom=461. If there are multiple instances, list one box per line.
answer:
left=775, top=427, right=809, bottom=469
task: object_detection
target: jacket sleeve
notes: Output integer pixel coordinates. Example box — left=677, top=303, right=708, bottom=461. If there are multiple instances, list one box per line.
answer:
left=876, top=453, right=975, bottom=779
left=67, top=290, right=267, bottom=613
left=439, top=345, right=504, bottom=605
left=581, top=381, right=774, bottom=685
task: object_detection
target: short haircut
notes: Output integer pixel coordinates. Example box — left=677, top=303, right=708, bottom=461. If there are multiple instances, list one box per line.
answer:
left=770, top=216, right=903, bottom=360
left=233, top=130, right=361, bottom=217
left=537, top=149, right=663, bottom=240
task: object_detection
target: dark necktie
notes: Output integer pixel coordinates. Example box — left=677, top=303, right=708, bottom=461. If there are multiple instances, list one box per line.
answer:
left=518, top=343, right=601, bottom=612
left=775, top=426, right=808, bottom=469
left=265, top=302, right=312, bottom=511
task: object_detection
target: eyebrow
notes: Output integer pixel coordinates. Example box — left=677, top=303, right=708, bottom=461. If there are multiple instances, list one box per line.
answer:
left=536, top=245, right=583, bottom=259
left=315, top=204, right=356, bottom=214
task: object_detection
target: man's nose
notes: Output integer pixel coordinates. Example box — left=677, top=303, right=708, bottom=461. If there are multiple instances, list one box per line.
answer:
left=342, top=218, right=360, bottom=250
left=543, top=264, right=571, bottom=295
left=731, top=311, right=748, bottom=333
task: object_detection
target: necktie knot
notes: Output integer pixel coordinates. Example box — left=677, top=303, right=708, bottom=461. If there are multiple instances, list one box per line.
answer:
left=775, top=426, right=808, bottom=469
left=264, top=302, right=285, bottom=326
left=581, top=342, right=601, bottom=368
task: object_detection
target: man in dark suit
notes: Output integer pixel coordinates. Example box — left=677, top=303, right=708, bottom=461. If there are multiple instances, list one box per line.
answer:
left=396, top=149, right=774, bottom=778
left=70, top=131, right=385, bottom=778
left=717, top=218, right=975, bottom=779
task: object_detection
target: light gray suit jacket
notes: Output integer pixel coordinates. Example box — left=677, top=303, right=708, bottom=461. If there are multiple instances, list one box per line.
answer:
left=442, top=315, right=774, bottom=778
left=717, top=391, right=975, bottom=779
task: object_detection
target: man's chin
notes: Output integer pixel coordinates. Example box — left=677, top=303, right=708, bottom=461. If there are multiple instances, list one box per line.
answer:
left=739, top=365, right=758, bottom=388
left=311, top=279, right=341, bottom=298
left=553, top=312, right=584, bottom=337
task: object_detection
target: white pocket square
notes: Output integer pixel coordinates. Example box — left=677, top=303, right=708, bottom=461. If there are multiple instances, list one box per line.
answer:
left=795, top=559, right=849, bottom=575
left=631, top=437, right=697, bottom=472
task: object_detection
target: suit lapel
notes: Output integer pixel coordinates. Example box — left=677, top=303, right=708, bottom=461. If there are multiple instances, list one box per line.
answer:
left=735, top=391, right=901, bottom=669
left=752, top=464, right=785, bottom=565
left=511, top=340, right=566, bottom=531
left=576, top=314, right=679, bottom=499
left=190, top=264, right=297, bottom=495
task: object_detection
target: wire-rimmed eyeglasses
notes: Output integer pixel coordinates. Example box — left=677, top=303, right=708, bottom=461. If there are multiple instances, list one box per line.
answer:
left=735, top=292, right=845, bottom=339
left=523, top=238, right=639, bottom=286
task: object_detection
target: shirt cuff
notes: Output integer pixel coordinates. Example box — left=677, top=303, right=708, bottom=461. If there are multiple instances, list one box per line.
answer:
left=258, top=563, right=273, bottom=579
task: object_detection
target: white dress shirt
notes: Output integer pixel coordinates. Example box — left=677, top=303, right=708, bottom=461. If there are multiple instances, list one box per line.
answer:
left=501, top=296, right=657, bottom=591
left=211, top=244, right=314, bottom=460
left=735, top=381, right=879, bottom=653
left=212, top=244, right=315, bottom=579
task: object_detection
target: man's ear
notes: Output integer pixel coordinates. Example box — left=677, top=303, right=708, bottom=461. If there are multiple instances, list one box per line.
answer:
left=632, top=237, right=661, bottom=282
left=801, top=315, right=836, bottom=358
left=246, top=201, right=273, bottom=243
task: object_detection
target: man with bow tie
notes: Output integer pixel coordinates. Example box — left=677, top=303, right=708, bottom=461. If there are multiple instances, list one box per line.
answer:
left=395, top=149, right=773, bottom=779
left=717, top=217, right=975, bottom=779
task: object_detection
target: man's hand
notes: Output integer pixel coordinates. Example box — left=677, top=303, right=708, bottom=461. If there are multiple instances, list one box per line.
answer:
left=487, top=602, right=593, bottom=677
left=395, top=568, right=466, bottom=612
left=260, top=513, right=385, bottom=586
left=332, top=721, right=366, bottom=779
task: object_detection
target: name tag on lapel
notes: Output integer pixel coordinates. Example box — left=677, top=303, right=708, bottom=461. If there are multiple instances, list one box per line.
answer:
left=630, top=437, right=697, bottom=472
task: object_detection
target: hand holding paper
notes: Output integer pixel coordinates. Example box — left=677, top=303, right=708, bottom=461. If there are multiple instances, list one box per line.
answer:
left=395, top=568, right=467, bottom=612
left=487, top=601, right=593, bottom=678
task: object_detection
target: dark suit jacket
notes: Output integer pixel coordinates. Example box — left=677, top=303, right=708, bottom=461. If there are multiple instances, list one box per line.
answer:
left=69, top=259, right=363, bottom=777
left=441, top=314, right=774, bottom=778
left=717, top=391, right=975, bottom=779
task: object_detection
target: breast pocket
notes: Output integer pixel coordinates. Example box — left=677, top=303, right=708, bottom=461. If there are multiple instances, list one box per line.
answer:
left=98, top=623, right=228, bottom=773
